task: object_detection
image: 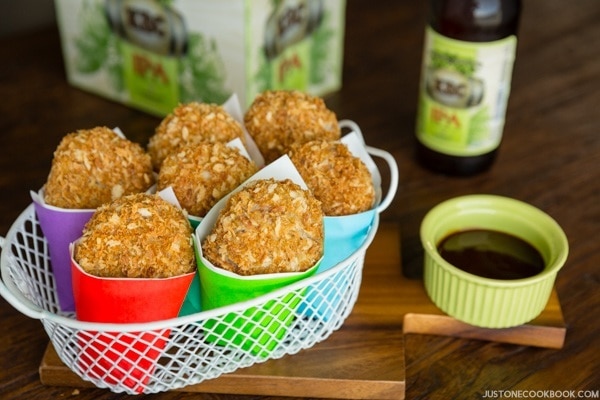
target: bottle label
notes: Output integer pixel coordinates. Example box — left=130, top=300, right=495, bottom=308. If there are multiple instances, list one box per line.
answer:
left=416, top=27, right=517, bottom=156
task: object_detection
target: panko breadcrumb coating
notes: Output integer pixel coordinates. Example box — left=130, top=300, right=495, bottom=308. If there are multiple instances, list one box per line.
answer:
left=44, top=126, right=154, bottom=209
left=74, top=193, right=195, bottom=278
left=289, top=140, right=375, bottom=216
left=148, top=102, right=245, bottom=170
left=244, top=90, right=340, bottom=163
left=158, top=142, right=258, bottom=217
left=202, top=178, right=324, bottom=276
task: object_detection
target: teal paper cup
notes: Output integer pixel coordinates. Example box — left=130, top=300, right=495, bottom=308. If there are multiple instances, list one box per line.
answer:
left=420, top=195, right=569, bottom=328
left=187, top=215, right=202, bottom=229
left=178, top=270, right=201, bottom=317
left=177, top=215, right=203, bottom=317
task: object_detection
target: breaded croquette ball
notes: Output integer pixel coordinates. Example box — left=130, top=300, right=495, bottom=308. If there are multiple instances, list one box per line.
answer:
left=244, top=90, right=340, bottom=163
left=74, top=193, right=195, bottom=278
left=289, top=140, right=375, bottom=216
left=157, top=142, right=258, bottom=217
left=202, top=178, right=324, bottom=276
left=148, top=102, right=245, bottom=170
left=44, top=126, right=154, bottom=209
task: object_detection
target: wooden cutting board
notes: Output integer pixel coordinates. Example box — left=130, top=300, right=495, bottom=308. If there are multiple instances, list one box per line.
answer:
left=39, top=223, right=566, bottom=398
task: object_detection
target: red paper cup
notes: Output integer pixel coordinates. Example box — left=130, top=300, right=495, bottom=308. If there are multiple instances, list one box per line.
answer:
left=70, top=245, right=194, bottom=392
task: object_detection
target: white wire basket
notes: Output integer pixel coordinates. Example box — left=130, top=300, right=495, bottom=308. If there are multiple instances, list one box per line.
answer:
left=0, top=141, right=398, bottom=395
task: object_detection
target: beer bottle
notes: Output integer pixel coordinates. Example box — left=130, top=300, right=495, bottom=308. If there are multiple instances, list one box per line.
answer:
left=415, top=0, right=521, bottom=175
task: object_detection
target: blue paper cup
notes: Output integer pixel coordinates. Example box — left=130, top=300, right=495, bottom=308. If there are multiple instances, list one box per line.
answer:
left=299, top=210, right=376, bottom=319
left=296, top=132, right=399, bottom=321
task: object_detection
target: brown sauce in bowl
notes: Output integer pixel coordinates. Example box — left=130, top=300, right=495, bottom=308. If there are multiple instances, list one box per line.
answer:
left=437, top=229, right=545, bottom=280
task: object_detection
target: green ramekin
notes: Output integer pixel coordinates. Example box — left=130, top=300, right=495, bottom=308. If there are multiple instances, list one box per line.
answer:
left=420, top=194, right=569, bottom=328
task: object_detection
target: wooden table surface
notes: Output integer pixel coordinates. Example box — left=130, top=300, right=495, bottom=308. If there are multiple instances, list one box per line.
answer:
left=1, top=1, right=598, bottom=399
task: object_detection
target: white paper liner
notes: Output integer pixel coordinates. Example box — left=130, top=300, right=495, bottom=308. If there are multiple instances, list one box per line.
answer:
left=340, top=131, right=383, bottom=207
left=222, top=94, right=265, bottom=167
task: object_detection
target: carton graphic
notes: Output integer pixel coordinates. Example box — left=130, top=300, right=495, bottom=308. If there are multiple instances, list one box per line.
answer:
left=54, top=0, right=346, bottom=115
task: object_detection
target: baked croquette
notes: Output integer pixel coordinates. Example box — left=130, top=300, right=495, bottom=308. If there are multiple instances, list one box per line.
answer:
left=148, top=102, right=245, bottom=170
left=244, top=90, right=340, bottom=163
left=202, top=178, right=324, bottom=276
left=289, top=140, right=375, bottom=216
left=44, top=126, right=154, bottom=209
left=74, top=193, right=195, bottom=278
left=157, top=142, right=258, bottom=217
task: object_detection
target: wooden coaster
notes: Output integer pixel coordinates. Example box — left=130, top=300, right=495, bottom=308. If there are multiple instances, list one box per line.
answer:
left=39, top=223, right=408, bottom=399
left=40, top=327, right=405, bottom=399
left=402, top=288, right=565, bottom=349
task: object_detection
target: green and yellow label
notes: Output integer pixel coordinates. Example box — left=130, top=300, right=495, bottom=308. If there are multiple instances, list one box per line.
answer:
left=416, top=27, right=517, bottom=156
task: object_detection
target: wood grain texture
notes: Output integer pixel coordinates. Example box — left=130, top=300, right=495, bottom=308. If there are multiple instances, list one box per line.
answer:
left=39, top=224, right=407, bottom=399
left=1, top=0, right=599, bottom=399
left=40, top=329, right=405, bottom=399
left=37, top=224, right=565, bottom=396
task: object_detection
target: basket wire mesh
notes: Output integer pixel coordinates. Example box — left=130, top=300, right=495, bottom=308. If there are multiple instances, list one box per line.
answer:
left=0, top=204, right=378, bottom=394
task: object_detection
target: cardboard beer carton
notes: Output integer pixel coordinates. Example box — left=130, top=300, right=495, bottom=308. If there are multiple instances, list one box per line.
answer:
left=54, top=0, right=346, bottom=115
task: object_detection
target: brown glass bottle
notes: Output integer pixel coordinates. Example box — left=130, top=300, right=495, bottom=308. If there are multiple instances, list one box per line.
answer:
left=415, top=0, right=521, bottom=176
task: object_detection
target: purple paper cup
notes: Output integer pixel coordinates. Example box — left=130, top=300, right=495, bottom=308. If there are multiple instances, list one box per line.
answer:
left=31, top=189, right=94, bottom=312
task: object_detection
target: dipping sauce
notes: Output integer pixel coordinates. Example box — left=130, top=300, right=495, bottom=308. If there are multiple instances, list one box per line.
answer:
left=437, top=229, right=545, bottom=280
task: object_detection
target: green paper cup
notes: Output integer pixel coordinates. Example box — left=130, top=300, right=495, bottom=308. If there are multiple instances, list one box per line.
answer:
left=192, top=155, right=323, bottom=356
left=420, top=195, right=569, bottom=329
left=193, top=237, right=319, bottom=357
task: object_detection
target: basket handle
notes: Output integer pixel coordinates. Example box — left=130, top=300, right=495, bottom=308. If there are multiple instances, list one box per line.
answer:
left=339, top=119, right=366, bottom=144
left=0, top=236, right=45, bottom=320
left=367, top=146, right=399, bottom=214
